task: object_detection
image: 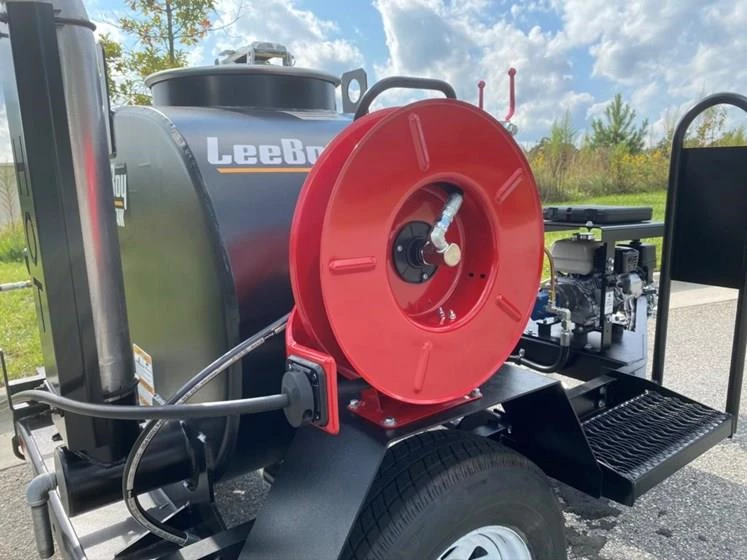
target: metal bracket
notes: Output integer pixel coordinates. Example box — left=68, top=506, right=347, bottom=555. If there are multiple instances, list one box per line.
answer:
left=340, top=67, right=368, bottom=114
left=239, top=421, right=387, bottom=560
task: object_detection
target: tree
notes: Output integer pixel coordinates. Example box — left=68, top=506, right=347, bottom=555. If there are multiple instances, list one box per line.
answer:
left=544, top=111, right=578, bottom=197
left=103, top=1, right=217, bottom=105
left=0, top=164, right=20, bottom=228
left=528, top=112, right=578, bottom=201
left=714, top=126, right=747, bottom=147
left=589, top=93, right=649, bottom=153
left=654, top=107, right=680, bottom=155
left=689, top=106, right=726, bottom=147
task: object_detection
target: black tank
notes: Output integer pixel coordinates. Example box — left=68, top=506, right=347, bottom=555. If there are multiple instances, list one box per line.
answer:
left=114, top=64, right=350, bottom=474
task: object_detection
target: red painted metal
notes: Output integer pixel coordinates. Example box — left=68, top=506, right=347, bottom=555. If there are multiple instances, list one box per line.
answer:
left=349, top=388, right=479, bottom=429
left=504, top=67, right=517, bottom=122
left=289, top=108, right=395, bottom=377
left=286, top=308, right=340, bottom=435
left=317, top=99, right=543, bottom=404
left=478, top=80, right=486, bottom=110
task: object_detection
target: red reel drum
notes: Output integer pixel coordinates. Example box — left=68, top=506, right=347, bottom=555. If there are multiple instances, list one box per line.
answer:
left=289, top=109, right=396, bottom=375
left=290, top=99, right=543, bottom=404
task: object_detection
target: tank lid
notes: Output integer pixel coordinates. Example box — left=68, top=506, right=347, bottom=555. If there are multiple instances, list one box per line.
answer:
left=145, top=65, right=340, bottom=89
left=145, top=65, right=341, bottom=110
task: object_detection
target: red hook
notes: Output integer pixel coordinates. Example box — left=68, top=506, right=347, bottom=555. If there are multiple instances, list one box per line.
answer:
left=504, top=67, right=516, bottom=122
left=477, top=80, right=486, bottom=110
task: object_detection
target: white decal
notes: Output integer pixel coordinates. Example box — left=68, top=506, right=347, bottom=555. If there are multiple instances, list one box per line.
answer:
left=133, top=344, right=155, bottom=406
left=112, top=164, right=128, bottom=228
left=604, top=291, right=614, bottom=315
left=206, top=136, right=325, bottom=167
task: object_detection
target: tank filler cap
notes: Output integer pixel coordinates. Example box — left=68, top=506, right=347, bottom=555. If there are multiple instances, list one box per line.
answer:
left=216, top=41, right=295, bottom=66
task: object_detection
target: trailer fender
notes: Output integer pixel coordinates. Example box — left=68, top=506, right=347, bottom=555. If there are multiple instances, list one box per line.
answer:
left=239, top=420, right=387, bottom=560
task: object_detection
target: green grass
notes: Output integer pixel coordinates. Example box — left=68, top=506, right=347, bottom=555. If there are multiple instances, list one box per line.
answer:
left=0, top=261, right=42, bottom=382
left=0, top=190, right=666, bottom=382
left=0, top=224, right=26, bottom=263
left=543, top=190, right=666, bottom=277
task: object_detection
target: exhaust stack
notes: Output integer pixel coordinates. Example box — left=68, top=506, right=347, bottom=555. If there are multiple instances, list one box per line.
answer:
left=1, top=0, right=137, bottom=461
left=54, top=0, right=133, bottom=399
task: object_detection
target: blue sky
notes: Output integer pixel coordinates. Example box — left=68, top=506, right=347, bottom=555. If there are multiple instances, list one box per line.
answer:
left=2, top=0, right=747, bottom=160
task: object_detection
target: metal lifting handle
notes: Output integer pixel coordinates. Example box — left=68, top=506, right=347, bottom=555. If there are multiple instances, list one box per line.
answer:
left=353, top=76, right=457, bottom=120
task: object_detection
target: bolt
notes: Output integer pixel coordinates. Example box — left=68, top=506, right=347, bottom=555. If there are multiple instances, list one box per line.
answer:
left=383, top=416, right=396, bottom=427
left=597, top=398, right=606, bottom=408
left=348, top=399, right=360, bottom=410
left=396, top=245, right=404, bottom=253
left=421, top=272, right=429, bottom=281
left=449, top=310, right=457, bottom=321
left=469, top=388, right=482, bottom=398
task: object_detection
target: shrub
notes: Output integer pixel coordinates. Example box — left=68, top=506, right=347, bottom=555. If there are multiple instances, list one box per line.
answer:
left=527, top=145, right=669, bottom=201
left=0, top=224, right=26, bottom=263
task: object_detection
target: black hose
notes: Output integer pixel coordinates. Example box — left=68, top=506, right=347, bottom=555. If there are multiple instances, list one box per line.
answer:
left=123, top=313, right=290, bottom=546
left=12, top=390, right=289, bottom=420
left=508, top=345, right=571, bottom=373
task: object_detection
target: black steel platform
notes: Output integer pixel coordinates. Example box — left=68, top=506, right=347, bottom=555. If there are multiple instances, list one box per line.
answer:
left=583, top=391, right=732, bottom=506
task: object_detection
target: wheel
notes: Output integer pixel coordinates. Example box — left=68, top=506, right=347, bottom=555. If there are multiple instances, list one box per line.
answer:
left=342, top=430, right=567, bottom=560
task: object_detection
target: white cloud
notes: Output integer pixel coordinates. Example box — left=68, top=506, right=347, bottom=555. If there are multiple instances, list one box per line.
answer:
left=2, top=0, right=744, bottom=153
left=211, top=0, right=364, bottom=76
left=92, top=20, right=123, bottom=43
left=373, top=0, right=747, bottom=144
left=372, top=0, right=594, bottom=140
left=553, top=0, right=747, bottom=136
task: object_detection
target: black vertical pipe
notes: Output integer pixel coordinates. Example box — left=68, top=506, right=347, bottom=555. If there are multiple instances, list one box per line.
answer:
left=725, top=243, right=747, bottom=432
left=1, top=1, right=137, bottom=461
left=651, top=109, right=686, bottom=385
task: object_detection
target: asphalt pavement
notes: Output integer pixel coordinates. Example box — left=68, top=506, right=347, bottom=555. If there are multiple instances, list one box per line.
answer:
left=0, top=282, right=743, bottom=560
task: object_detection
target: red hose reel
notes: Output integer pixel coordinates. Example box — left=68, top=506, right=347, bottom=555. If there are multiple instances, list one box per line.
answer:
left=289, top=98, right=543, bottom=430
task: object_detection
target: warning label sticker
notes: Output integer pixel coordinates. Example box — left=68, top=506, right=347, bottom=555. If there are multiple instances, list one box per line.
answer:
left=112, top=164, right=128, bottom=228
left=604, top=291, right=615, bottom=315
left=133, top=344, right=155, bottom=406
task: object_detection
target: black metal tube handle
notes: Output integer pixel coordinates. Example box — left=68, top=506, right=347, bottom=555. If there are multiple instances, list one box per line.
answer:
left=354, top=76, right=457, bottom=120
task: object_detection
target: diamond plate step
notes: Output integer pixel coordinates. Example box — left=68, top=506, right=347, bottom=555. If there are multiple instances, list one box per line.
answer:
left=582, top=391, right=732, bottom=505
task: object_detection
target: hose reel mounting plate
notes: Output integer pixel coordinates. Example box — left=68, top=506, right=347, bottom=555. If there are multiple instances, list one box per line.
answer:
left=292, top=99, right=543, bottom=404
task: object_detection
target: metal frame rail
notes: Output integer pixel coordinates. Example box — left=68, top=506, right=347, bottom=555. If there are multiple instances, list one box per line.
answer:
left=652, top=93, right=747, bottom=433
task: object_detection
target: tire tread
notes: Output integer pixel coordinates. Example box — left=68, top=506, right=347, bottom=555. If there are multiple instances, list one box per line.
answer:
left=342, top=429, right=558, bottom=560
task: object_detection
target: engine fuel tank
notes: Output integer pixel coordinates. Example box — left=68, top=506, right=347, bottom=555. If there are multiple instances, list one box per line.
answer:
left=113, top=64, right=350, bottom=472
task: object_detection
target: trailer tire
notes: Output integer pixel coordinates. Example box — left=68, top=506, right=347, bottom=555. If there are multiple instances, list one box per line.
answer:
left=342, top=429, right=566, bottom=560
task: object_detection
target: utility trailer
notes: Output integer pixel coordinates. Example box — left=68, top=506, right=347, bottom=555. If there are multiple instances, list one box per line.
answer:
left=0, top=1, right=746, bottom=559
